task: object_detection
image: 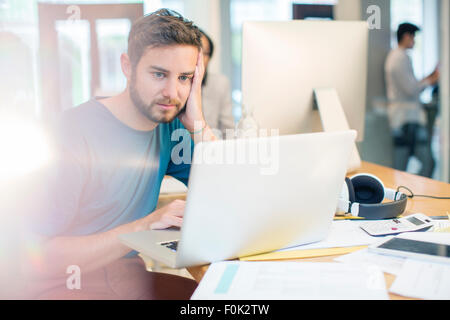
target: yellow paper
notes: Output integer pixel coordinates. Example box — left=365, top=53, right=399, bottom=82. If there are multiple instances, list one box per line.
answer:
left=333, top=215, right=404, bottom=221
left=435, top=227, right=450, bottom=233
left=433, top=212, right=450, bottom=233
left=334, top=216, right=365, bottom=220
left=240, top=246, right=368, bottom=262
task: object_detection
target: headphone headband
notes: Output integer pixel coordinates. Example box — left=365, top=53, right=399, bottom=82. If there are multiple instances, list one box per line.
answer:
left=337, top=174, right=408, bottom=219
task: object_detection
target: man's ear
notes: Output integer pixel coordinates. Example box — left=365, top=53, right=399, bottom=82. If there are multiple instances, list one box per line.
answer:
left=121, top=53, right=132, bottom=82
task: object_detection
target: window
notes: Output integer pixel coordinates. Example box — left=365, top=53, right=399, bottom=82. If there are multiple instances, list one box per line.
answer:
left=0, top=0, right=40, bottom=117
left=391, top=0, right=424, bottom=79
left=0, top=0, right=183, bottom=117
left=391, top=0, right=439, bottom=104
left=55, top=19, right=91, bottom=109
left=390, top=0, right=440, bottom=179
left=229, top=0, right=293, bottom=119
left=97, top=19, right=131, bottom=97
left=228, top=0, right=337, bottom=120
left=144, top=0, right=184, bottom=15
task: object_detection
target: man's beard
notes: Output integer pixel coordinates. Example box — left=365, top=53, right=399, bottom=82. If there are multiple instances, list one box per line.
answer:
left=129, top=75, right=184, bottom=124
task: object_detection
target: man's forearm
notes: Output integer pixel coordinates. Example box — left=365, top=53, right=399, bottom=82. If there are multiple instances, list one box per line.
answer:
left=190, top=123, right=217, bottom=144
left=24, top=218, right=147, bottom=279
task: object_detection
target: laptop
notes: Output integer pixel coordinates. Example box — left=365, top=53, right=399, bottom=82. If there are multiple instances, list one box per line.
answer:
left=119, top=130, right=356, bottom=268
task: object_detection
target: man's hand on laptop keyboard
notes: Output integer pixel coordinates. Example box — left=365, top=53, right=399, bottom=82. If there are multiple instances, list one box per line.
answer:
left=140, top=199, right=185, bottom=230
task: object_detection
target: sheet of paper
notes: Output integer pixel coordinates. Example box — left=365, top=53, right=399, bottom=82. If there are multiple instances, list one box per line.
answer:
left=397, top=232, right=450, bottom=245
left=431, top=219, right=450, bottom=233
left=191, top=261, right=388, bottom=300
left=334, top=227, right=450, bottom=276
left=390, top=259, right=450, bottom=300
left=279, top=221, right=380, bottom=252
left=159, top=176, right=187, bottom=194
left=335, top=248, right=406, bottom=276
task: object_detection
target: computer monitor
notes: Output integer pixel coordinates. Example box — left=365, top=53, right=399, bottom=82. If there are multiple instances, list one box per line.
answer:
left=242, top=20, right=368, bottom=142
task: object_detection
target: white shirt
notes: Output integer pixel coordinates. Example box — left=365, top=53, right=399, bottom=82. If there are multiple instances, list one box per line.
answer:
left=384, top=47, right=429, bottom=130
left=201, top=73, right=235, bottom=138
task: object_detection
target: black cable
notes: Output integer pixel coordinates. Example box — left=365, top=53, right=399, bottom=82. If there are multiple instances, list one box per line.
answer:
left=396, top=185, right=450, bottom=200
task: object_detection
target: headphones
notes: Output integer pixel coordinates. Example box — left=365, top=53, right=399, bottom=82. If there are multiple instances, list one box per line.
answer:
left=336, top=174, right=408, bottom=220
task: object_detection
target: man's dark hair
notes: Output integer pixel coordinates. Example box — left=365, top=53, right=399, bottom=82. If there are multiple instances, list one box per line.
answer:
left=397, top=23, right=420, bottom=44
left=199, top=29, right=214, bottom=86
left=199, top=29, right=214, bottom=59
left=127, top=8, right=202, bottom=68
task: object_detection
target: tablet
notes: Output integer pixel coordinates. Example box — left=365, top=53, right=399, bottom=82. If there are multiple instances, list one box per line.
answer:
left=369, top=237, right=450, bottom=264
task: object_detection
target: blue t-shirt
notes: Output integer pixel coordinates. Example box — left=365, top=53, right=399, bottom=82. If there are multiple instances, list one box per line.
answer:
left=33, top=98, right=193, bottom=237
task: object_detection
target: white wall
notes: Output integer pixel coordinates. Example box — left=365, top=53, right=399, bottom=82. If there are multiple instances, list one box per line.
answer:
left=332, top=0, right=395, bottom=167
left=440, top=0, right=450, bottom=182
left=184, top=0, right=223, bottom=75
left=334, top=0, right=362, bottom=20
left=334, top=0, right=392, bottom=111
left=423, top=0, right=440, bottom=76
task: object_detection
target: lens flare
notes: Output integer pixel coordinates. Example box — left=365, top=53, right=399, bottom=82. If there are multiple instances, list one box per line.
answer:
left=0, top=118, right=52, bottom=182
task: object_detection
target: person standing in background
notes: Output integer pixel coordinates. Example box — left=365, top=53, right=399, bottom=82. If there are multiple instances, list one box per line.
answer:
left=385, top=22, right=439, bottom=177
left=200, top=30, right=235, bottom=138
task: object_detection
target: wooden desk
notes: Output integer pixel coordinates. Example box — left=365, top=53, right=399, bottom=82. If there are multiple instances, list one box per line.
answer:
left=186, top=161, right=450, bottom=300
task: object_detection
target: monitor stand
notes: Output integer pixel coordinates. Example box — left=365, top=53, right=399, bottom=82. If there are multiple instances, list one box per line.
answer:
left=313, top=88, right=362, bottom=173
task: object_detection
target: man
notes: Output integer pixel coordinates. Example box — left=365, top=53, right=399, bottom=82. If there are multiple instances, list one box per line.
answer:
left=385, top=22, right=439, bottom=177
left=200, top=30, right=235, bottom=138
left=23, top=9, right=216, bottom=299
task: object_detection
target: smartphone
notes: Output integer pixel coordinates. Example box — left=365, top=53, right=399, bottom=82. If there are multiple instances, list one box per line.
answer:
left=369, top=237, right=450, bottom=264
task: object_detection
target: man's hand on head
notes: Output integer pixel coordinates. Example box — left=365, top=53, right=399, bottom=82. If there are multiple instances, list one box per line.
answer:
left=178, top=48, right=207, bottom=133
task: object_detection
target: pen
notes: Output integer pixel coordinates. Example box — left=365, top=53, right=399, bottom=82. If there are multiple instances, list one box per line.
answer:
left=430, top=215, right=450, bottom=220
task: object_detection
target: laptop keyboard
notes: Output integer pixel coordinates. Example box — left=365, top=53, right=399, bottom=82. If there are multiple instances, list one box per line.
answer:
left=159, top=240, right=179, bottom=252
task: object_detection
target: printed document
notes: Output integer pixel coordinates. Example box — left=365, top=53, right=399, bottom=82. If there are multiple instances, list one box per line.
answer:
left=335, top=248, right=406, bottom=276
left=280, top=221, right=379, bottom=251
left=191, top=261, right=388, bottom=300
left=390, top=259, right=450, bottom=300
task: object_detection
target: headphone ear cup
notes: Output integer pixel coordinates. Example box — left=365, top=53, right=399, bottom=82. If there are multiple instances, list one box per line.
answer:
left=351, top=174, right=385, bottom=204
left=344, top=177, right=356, bottom=203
